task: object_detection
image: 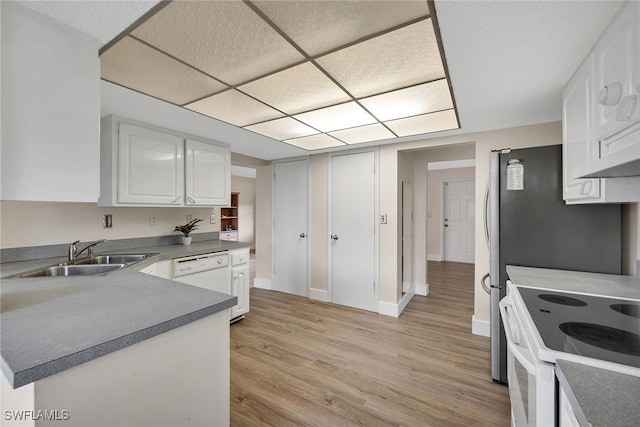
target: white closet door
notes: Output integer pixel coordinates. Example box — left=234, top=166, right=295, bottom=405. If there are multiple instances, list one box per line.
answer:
left=272, top=159, right=308, bottom=297
left=331, top=151, right=376, bottom=312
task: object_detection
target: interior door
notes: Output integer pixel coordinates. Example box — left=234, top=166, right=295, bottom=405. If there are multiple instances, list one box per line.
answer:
left=444, top=180, right=475, bottom=263
left=273, top=159, right=308, bottom=297
left=402, top=181, right=413, bottom=293
left=331, top=151, right=376, bottom=312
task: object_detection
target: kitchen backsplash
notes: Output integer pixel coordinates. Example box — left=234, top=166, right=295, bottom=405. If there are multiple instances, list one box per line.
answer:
left=0, top=201, right=220, bottom=249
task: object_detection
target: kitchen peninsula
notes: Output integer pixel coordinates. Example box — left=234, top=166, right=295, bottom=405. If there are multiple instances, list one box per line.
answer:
left=0, top=239, right=249, bottom=426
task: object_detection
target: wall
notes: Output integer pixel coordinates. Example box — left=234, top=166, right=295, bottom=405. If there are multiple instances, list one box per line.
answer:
left=0, top=201, right=220, bottom=249
left=254, top=164, right=272, bottom=284
left=309, top=155, right=329, bottom=297
left=622, top=203, right=639, bottom=277
left=427, top=167, right=476, bottom=260
left=231, top=176, right=256, bottom=249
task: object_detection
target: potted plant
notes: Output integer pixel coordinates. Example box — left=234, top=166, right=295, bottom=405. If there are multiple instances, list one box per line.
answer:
left=174, top=218, right=202, bottom=245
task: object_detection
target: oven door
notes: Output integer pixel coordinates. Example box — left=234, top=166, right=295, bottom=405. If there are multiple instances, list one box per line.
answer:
left=500, top=296, right=555, bottom=427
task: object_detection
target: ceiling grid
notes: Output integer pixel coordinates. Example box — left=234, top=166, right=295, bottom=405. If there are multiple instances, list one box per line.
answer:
left=99, top=0, right=459, bottom=151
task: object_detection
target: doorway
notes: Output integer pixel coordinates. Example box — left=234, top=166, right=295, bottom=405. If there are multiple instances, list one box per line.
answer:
left=330, top=150, right=377, bottom=312
left=443, top=179, right=475, bottom=263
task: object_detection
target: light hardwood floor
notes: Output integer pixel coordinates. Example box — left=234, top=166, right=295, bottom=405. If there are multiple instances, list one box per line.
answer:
left=230, top=261, right=510, bottom=426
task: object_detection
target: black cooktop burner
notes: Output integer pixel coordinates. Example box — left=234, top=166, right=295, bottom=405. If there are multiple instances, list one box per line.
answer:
left=610, top=303, right=640, bottom=319
left=538, top=294, right=587, bottom=306
left=559, top=323, right=640, bottom=356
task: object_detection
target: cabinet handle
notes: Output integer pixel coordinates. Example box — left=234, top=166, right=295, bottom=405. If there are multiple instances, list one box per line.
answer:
left=331, top=234, right=339, bottom=241
left=615, top=95, right=637, bottom=121
left=187, top=196, right=196, bottom=204
left=172, top=197, right=180, bottom=203
left=580, top=181, right=592, bottom=196
left=300, top=233, right=306, bottom=238
left=598, top=82, right=622, bottom=106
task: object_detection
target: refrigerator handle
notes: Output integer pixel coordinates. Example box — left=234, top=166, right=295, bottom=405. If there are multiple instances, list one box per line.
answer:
left=483, top=179, right=490, bottom=249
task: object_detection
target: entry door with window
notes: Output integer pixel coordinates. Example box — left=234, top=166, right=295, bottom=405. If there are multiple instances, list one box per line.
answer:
left=330, top=151, right=376, bottom=312
left=273, top=159, right=308, bottom=297
left=444, top=180, right=475, bottom=263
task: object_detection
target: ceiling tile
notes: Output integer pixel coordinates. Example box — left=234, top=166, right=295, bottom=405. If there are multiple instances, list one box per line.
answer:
left=329, top=124, right=396, bottom=145
left=131, top=1, right=305, bottom=85
left=100, top=36, right=227, bottom=105
left=293, top=102, right=377, bottom=133
left=316, top=20, right=445, bottom=98
left=284, top=134, right=345, bottom=151
left=244, top=117, right=318, bottom=141
left=360, top=79, right=453, bottom=122
left=185, top=90, right=283, bottom=127
left=385, top=109, right=459, bottom=137
left=252, top=0, right=429, bottom=57
left=238, top=62, right=351, bottom=115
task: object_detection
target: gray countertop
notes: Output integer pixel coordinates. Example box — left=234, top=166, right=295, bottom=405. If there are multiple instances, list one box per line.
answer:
left=0, top=239, right=250, bottom=388
left=556, top=359, right=640, bottom=427
left=506, top=265, right=640, bottom=300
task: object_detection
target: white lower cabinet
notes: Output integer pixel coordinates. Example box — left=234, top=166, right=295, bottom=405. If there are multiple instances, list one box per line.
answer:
left=230, top=248, right=250, bottom=320
left=139, top=260, right=171, bottom=279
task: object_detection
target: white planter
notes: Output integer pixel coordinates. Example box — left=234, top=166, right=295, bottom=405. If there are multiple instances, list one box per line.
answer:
left=181, top=236, right=192, bottom=245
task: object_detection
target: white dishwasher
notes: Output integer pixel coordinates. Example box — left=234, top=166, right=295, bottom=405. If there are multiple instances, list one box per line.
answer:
left=172, top=252, right=231, bottom=298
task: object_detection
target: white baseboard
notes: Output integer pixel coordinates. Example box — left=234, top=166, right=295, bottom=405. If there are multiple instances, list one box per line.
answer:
left=309, top=288, right=328, bottom=302
left=378, top=286, right=414, bottom=317
left=472, top=315, right=490, bottom=337
left=253, top=278, right=271, bottom=290
left=427, top=253, right=442, bottom=262
left=415, top=283, right=429, bottom=296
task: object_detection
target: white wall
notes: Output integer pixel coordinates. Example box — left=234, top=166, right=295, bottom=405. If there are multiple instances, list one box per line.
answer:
left=0, top=201, right=220, bottom=249
left=255, top=164, right=272, bottom=282
left=427, top=167, right=476, bottom=260
left=231, top=176, right=255, bottom=249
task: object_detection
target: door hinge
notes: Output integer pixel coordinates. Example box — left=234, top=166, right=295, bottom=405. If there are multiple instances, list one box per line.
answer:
left=373, top=281, right=375, bottom=291
left=273, top=219, right=276, bottom=228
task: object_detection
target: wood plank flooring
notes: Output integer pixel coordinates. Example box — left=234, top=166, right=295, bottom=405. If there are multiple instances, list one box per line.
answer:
left=230, top=261, right=510, bottom=426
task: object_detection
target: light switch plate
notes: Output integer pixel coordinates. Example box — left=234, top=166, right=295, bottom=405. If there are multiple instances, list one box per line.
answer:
left=210, top=214, right=216, bottom=224
left=380, top=214, right=387, bottom=224
left=149, top=215, right=158, bottom=226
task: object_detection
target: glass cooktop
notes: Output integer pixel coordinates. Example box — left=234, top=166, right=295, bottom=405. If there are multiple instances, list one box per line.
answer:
left=518, top=287, right=640, bottom=368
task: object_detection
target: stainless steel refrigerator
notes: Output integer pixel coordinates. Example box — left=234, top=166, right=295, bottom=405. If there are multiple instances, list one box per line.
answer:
left=487, top=145, right=621, bottom=384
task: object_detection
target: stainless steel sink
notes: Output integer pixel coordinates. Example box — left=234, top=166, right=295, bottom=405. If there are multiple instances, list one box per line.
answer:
left=16, top=264, right=125, bottom=277
left=74, top=254, right=151, bottom=265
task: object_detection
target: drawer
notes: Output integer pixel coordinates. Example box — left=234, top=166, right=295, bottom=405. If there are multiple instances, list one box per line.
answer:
left=231, top=248, right=250, bottom=266
left=220, top=231, right=238, bottom=241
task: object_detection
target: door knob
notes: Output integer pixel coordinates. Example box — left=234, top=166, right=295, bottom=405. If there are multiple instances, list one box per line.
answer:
left=300, top=233, right=306, bottom=238
left=331, top=234, right=339, bottom=240
left=444, top=224, right=448, bottom=227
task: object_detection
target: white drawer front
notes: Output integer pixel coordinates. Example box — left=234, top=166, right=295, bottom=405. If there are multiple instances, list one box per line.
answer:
left=231, top=248, right=250, bottom=266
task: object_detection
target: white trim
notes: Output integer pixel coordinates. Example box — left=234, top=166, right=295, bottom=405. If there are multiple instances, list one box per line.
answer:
left=427, top=253, right=442, bottom=262
left=427, top=159, right=475, bottom=171
left=415, top=283, right=429, bottom=296
left=378, top=286, right=415, bottom=317
left=309, top=288, right=328, bottom=302
left=472, top=315, right=490, bottom=337
left=253, top=278, right=272, bottom=290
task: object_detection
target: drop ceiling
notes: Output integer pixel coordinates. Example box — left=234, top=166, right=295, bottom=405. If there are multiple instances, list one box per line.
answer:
left=17, top=0, right=623, bottom=160
left=99, top=0, right=459, bottom=151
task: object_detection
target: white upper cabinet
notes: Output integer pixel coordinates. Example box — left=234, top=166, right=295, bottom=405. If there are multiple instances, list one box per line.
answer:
left=1, top=2, right=100, bottom=202
left=185, top=140, right=230, bottom=206
left=563, top=1, right=640, bottom=201
left=118, top=123, right=184, bottom=205
left=563, top=53, right=602, bottom=202
left=100, top=116, right=231, bottom=207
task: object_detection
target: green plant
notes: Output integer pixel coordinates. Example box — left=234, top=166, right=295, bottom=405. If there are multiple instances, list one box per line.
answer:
left=174, top=218, right=202, bottom=237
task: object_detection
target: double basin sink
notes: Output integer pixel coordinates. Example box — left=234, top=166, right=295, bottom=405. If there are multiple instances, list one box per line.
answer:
left=14, top=254, right=153, bottom=278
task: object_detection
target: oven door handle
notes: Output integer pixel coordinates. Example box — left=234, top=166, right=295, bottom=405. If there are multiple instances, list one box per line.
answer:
left=499, top=297, right=537, bottom=373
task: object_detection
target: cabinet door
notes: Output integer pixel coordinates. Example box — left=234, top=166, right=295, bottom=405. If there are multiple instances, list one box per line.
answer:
left=118, top=123, right=184, bottom=205
left=185, top=140, right=230, bottom=206
left=594, top=1, right=639, bottom=140
left=563, top=54, right=601, bottom=202
left=231, top=265, right=249, bottom=319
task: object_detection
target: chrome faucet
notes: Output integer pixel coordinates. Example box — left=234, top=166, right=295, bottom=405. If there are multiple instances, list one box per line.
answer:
left=68, top=239, right=108, bottom=261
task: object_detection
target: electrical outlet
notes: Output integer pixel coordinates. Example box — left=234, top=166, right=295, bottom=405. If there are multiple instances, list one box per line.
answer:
left=149, top=215, right=158, bottom=226
left=103, top=214, right=113, bottom=229
left=186, top=214, right=193, bottom=222
left=210, top=214, right=216, bottom=224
